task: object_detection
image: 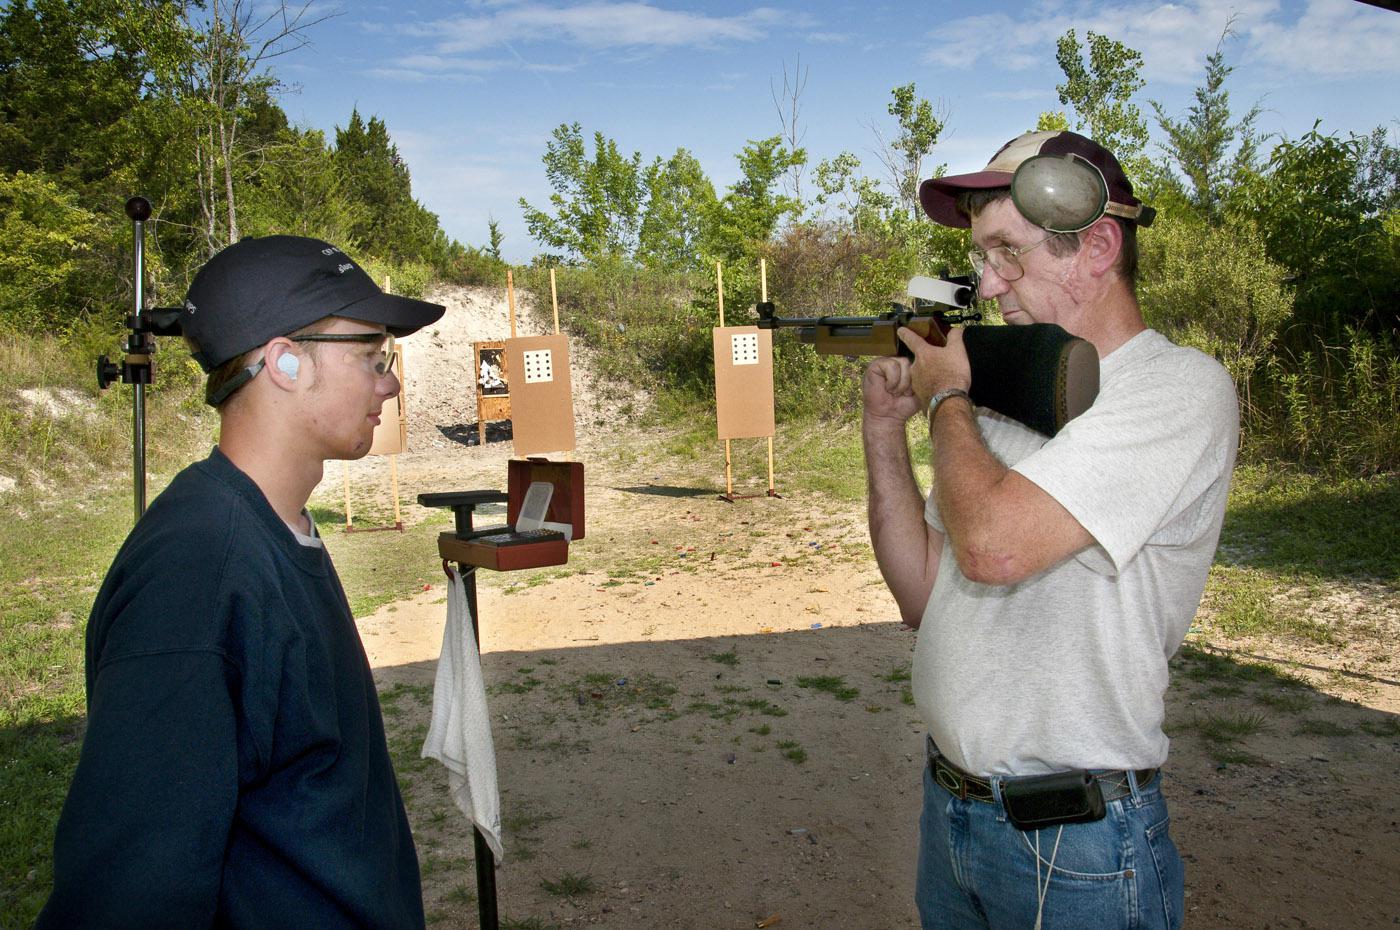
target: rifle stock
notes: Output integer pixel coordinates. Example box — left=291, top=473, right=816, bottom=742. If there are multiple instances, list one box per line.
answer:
left=754, top=280, right=1099, bottom=437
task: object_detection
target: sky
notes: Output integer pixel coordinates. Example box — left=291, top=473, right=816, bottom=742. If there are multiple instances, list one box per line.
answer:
left=271, top=0, right=1400, bottom=263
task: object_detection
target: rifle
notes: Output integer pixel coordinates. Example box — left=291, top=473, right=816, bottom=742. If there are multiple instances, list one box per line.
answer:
left=754, top=275, right=1100, bottom=437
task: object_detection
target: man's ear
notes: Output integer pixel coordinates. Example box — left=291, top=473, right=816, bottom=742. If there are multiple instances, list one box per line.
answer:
left=1080, top=217, right=1122, bottom=278
left=264, top=339, right=302, bottom=390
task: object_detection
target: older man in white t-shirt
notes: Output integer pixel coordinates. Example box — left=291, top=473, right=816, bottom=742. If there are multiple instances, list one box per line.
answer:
left=863, top=130, right=1238, bottom=930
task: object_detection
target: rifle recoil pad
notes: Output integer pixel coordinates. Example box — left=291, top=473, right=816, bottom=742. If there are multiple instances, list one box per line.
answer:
left=963, top=324, right=1099, bottom=437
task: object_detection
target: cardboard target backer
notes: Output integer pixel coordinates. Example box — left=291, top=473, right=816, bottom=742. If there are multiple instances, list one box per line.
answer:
left=369, top=344, right=407, bottom=455
left=713, top=326, right=775, bottom=440
left=504, top=334, right=576, bottom=455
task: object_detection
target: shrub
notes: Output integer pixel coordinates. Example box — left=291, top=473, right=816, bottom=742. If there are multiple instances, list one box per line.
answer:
left=1252, top=327, right=1400, bottom=476
left=0, top=171, right=103, bottom=334
left=1138, top=212, right=1293, bottom=413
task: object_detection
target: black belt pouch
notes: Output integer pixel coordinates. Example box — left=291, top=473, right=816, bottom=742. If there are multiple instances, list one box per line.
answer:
left=1001, top=770, right=1106, bottom=831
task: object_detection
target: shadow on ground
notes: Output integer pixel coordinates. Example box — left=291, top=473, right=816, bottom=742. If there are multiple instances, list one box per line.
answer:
left=612, top=485, right=716, bottom=498
left=375, top=627, right=1400, bottom=930
left=438, top=421, right=515, bottom=447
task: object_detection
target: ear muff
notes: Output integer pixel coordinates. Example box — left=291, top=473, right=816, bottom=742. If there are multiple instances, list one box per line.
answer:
left=276, top=353, right=300, bottom=380
left=1010, top=153, right=1109, bottom=234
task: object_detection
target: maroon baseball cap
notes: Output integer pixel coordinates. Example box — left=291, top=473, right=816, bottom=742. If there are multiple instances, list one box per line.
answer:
left=919, top=130, right=1153, bottom=229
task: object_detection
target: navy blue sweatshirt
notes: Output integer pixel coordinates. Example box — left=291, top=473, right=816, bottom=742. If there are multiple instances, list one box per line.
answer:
left=36, top=448, right=424, bottom=929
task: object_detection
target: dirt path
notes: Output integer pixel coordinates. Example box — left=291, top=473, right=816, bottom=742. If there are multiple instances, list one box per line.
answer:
left=322, top=286, right=1400, bottom=929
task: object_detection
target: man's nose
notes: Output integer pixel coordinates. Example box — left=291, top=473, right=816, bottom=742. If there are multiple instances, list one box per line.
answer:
left=976, top=263, right=1011, bottom=298
left=380, top=370, right=401, bottom=398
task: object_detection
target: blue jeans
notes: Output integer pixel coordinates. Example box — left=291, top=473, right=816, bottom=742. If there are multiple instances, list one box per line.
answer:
left=916, top=760, right=1185, bottom=930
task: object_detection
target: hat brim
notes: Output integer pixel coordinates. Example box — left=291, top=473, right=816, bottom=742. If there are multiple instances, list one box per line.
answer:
left=918, top=171, right=1014, bottom=228
left=336, top=291, right=446, bottom=338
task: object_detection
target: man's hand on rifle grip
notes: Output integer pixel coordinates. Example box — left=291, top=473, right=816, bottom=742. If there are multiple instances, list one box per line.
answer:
left=897, top=326, right=972, bottom=409
left=861, top=355, right=922, bottom=427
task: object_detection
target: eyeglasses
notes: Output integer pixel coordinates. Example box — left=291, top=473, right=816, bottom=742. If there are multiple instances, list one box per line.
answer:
left=205, top=332, right=395, bottom=406
left=292, top=332, right=396, bottom=376
left=967, top=233, right=1059, bottom=283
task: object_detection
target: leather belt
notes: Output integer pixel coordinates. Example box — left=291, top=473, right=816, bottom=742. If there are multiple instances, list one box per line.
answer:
left=927, top=743, right=1157, bottom=805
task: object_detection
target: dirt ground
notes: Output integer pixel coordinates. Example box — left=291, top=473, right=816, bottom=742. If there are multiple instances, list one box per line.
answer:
left=319, top=287, right=1400, bottom=929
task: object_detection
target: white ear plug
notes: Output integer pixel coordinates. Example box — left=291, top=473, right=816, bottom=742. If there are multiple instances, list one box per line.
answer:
left=276, top=354, right=300, bottom=380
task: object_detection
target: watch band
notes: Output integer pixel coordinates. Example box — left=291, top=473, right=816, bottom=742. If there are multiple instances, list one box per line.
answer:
left=928, top=387, right=971, bottom=419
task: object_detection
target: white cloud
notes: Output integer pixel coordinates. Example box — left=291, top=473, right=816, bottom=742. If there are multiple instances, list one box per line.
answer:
left=410, top=2, right=786, bottom=54
left=361, top=49, right=577, bottom=82
left=363, top=67, right=490, bottom=83
left=924, top=13, right=1070, bottom=72
left=923, top=0, right=1400, bottom=86
left=394, top=54, right=512, bottom=72
left=1246, top=0, right=1400, bottom=78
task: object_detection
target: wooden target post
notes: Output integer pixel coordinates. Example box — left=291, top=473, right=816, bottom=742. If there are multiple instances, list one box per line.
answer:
left=345, top=290, right=409, bottom=532
left=713, top=259, right=778, bottom=501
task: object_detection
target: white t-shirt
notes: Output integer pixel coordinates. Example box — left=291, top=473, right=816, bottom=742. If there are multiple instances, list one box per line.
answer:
left=914, top=329, right=1239, bottom=776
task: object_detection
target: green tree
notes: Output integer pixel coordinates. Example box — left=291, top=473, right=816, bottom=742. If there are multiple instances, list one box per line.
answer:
left=0, top=170, right=102, bottom=333
left=706, top=136, right=803, bottom=263
left=486, top=216, right=504, bottom=261
left=637, top=148, right=716, bottom=270
left=812, top=152, right=894, bottom=233
left=873, top=83, right=945, bottom=219
left=334, top=109, right=440, bottom=262
left=518, top=122, right=646, bottom=263
left=238, top=126, right=366, bottom=248
left=1054, top=29, right=1150, bottom=169
left=1238, top=125, right=1393, bottom=329
left=1150, top=31, right=1260, bottom=223
left=161, top=0, right=329, bottom=254
left=0, top=0, right=152, bottom=187
left=1357, top=125, right=1400, bottom=215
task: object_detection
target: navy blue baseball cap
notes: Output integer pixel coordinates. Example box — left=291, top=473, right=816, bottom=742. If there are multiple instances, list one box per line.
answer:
left=182, top=235, right=445, bottom=372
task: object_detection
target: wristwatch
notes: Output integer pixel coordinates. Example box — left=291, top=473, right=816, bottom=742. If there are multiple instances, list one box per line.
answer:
left=927, top=387, right=970, bottom=419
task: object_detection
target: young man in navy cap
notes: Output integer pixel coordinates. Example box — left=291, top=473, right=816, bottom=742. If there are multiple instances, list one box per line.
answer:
left=38, top=237, right=445, bottom=929
left=862, top=131, right=1238, bottom=929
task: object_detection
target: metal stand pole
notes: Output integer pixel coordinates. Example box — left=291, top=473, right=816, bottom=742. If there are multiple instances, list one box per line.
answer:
left=96, top=195, right=192, bottom=525
left=459, top=505, right=498, bottom=930
left=130, top=203, right=148, bottom=520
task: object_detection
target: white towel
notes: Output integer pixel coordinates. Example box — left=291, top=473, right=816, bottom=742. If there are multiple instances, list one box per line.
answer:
left=421, top=566, right=503, bottom=861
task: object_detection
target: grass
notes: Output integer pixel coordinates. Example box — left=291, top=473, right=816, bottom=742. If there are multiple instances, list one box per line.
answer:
left=796, top=675, right=860, bottom=703
left=882, top=664, right=912, bottom=683
left=540, top=872, right=596, bottom=898
left=1217, top=463, right=1400, bottom=583
left=315, top=506, right=455, bottom=618
left=1173, top=710, right=1273, bottom=766
left=777, top=740, right=808, bottom=764
left=501, top=917, right=561, bottom=930
left=1292, top=719, right=1354, bottom=737
left=1188, top=464, right=1400, bottom=646
left=569, top=672, right=679, bottom=720
left=0, top=483, right=138, bottom=921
